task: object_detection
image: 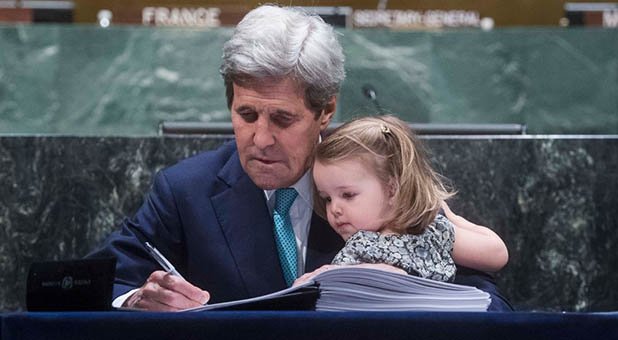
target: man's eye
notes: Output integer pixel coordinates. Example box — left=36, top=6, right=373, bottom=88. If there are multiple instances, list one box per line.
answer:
left=272, top=115, right=293, bottom=128
left=237, top=111, right=257, bottom=122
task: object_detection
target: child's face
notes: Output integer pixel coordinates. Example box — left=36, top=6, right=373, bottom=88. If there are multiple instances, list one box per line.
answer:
left=313, top=158, right=394, bottom=241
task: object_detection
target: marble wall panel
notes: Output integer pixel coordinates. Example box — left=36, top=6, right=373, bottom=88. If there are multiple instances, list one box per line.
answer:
left=1, top=26, right=617, bottom=135
left=0, top=136, right=616, bottom=312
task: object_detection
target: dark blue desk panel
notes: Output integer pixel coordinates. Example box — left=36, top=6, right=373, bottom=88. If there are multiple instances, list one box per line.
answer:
left=2, top=311, right=618, bottom=340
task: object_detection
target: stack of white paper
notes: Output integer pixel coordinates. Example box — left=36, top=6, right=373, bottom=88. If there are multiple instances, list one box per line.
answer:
left=313, top=267, right=491, bottom=312
left=182, top=267, right=491, bottom=312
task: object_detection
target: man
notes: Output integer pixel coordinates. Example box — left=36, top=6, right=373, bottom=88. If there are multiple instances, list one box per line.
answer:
left=88, top=5, right=512, bottom=311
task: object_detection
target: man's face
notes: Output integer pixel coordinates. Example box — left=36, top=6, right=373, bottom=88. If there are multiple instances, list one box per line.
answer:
left=231, top=77, right=335, bottom=189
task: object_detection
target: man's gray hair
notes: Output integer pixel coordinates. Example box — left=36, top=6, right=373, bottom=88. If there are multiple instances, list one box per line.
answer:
left=220, top=5, right=345, bottom=115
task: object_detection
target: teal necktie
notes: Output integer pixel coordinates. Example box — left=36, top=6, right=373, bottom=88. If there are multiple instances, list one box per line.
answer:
left=273, top=188, right=299, bottom=287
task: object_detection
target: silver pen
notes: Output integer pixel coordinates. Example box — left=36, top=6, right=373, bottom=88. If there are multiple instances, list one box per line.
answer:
left=145, top=242, right=185, bottom=280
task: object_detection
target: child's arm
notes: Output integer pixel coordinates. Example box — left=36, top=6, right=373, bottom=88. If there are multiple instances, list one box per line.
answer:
left=441, top=202, right=509, bottom=272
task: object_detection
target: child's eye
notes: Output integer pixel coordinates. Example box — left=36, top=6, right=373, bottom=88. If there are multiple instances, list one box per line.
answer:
left=322, top=196, right=332, bottom=203
left=342, top=192, right=356, bottom=199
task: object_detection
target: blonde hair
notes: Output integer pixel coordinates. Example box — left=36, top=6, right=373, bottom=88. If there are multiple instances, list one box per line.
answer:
left=315, top=115, right=454, bottom=235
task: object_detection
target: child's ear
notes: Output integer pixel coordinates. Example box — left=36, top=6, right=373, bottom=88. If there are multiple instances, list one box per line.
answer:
left=386, top=178, right=397, bottom=204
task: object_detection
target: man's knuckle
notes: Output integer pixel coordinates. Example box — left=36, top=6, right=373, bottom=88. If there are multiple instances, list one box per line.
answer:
left=147, top=271, right=164, bottom=282
left=158, top=288, right=175, bottom=303
left=140, top=287, right=155, bottom=300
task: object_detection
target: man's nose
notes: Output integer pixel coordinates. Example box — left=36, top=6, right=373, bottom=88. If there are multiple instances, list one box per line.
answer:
left=253, top=117, right=275, bottom=149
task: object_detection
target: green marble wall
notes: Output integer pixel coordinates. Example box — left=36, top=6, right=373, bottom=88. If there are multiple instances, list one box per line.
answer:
left=1, top=135, right=617, bottom=312
left=1, top=25, right=616, bottom=135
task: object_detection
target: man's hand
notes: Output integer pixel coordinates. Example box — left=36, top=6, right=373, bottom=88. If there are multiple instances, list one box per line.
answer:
left=293, top=263, right=407, bottom=287
left=124, top=271, right=210, bottom=311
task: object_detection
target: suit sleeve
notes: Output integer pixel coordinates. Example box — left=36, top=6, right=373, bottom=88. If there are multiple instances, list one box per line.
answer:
left=86, top=170, right=186, bottom=299
left=453, top=266, right=514, bottom=311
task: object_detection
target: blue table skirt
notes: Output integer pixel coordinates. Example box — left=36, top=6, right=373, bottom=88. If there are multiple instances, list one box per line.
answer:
left=2, top=311, right=618, bottom=340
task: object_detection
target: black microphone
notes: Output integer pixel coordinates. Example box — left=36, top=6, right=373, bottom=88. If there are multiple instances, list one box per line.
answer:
left=362, top=84, right=377, bottom=101
left=361, top=84, right=383, bottom=114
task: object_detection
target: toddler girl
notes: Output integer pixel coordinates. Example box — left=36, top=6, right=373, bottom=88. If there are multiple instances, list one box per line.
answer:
left=312, top=115, right=508, bottom=282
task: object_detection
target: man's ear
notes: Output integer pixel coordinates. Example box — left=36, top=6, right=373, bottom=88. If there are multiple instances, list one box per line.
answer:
left=318, top=96, right=337, bottom=131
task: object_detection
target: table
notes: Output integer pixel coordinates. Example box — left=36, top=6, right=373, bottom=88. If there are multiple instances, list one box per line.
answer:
left=2, top=311, right=617, bottom=340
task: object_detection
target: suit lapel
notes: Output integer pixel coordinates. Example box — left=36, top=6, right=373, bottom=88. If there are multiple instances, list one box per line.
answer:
left=210, top=151, right=287, bottom=297
left=306, top=212, right=345, bottom=273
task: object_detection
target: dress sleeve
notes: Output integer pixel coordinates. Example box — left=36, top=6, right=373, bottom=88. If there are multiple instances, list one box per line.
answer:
left=331, top=231, right=378, bottom=265
left=432, top=214, right=455, bottom=254
left=420, top=214, right=456, bottom=281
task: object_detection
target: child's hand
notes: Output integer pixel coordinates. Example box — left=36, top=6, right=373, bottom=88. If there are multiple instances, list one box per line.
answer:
left=441, top=201, right=509, bottom=272
left=292, top=263, right=408, bottom=287
left=293, top=264, right=339, bottom=286
left=350, top=263, right=407, bottom=275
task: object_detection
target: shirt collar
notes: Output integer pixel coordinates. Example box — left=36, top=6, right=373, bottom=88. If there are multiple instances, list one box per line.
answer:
left=264, top=169, right=313, bottom=209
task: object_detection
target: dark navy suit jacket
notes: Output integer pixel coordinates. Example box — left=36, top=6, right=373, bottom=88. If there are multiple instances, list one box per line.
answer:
left=88, top=141, right=512, bottom=310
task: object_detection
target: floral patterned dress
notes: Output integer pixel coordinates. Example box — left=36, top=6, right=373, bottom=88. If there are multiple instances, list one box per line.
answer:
left=331, top=214, right=456, bottom=282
